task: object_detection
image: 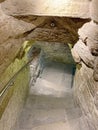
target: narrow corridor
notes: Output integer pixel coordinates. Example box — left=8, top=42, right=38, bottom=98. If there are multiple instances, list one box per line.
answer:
left=14, top=61, right=90, bottom=130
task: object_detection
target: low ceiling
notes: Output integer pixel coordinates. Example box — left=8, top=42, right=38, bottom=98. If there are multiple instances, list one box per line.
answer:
left=0, top=0, right=90, bottom=76
left=1, top=0, right=90, bottom=18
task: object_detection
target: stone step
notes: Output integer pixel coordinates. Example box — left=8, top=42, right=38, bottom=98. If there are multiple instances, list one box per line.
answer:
left=15, top=121, right=71, bottom=130
left=13, top=61, right=89, bottom=130
left=39, top=62, right=74, bottom=89
left=30, top=78, right=71, bottom=97
left=14, top=94, right=83, bottom=130
left=69, top=116, right=90, bottom=130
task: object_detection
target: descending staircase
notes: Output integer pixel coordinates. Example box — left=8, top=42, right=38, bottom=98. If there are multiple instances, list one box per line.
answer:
left=14, top=61, right=90, bottom=130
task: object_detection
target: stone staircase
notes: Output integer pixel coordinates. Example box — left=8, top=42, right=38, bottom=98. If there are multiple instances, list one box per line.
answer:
left=14, top=61, right=90, bottom=130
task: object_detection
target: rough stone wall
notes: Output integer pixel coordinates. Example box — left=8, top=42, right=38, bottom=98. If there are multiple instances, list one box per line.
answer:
left=0, top=0, right=96, bottom=129
left=0, top=0, right=90, bottom=76
left=72, top=0, right=98, bottom=129
left=0, top=62, right=29, bottom=130
left=0, top=4, right=35, bottom=75
left=74, top=63, right=98, bottom=130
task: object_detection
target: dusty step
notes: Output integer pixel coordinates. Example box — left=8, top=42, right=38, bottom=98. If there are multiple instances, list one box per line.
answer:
left=30, top=78, right=71, bottom=97
left=14, top=95, right=82, bottom=130
left=40, top=62, right=73, bottom=89
left=68, top=116, right=91, bottom=130
left=15, top=121, right=71, bottom=130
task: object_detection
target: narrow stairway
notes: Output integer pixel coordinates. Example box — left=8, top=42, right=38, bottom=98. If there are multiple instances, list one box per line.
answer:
left=14, top=61, right=90, bottom=130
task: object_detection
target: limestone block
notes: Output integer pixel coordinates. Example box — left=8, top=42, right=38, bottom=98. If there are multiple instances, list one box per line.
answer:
left=1, top=0, right=90, bottom=18
left=71, top=48, right=81, bottom=63
left=27, top=27, right=76, bottom=44
left=30, top=41, right=75, bottom=64
left=0, top=5, right=35, bottom=44
left=0, top=38, right=25, bottom=75
left=0, top=62, right=29, bottom=130
left=78, top=21, right=98, bottom=56
left=74, top=63, right=98, bottom=129
left=90, top=0, right=98, bottom=22
left=72, top=40, right=95, bottom=68
left=0, top=5, right=36, bottom=75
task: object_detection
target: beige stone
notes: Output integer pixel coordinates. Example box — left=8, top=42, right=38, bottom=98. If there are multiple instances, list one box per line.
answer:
left=1, top=0, right=90, bottom=18
left=71, top=48, right=81, bottom=63
left=72, top=40, right=95, bottom=68
left=0, top=13, right=86, bottom=75
left=0, top=5, right=35, bottom=74
left=74, top=63, right=98, bottom=130
left=0, top=38, right=25, bottom=75
left=90, top=0, right=98, bottom=22
left=78, top=21, right=98, bottom=56
left=0, top=5, right=35, bottom=44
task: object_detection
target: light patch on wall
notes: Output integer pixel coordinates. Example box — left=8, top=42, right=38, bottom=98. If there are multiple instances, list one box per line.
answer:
left=50, top=0, right=71, bottom=7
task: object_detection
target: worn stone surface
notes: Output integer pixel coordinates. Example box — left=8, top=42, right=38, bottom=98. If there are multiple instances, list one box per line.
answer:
left=72, top=1, right=98, bottom=130
left=29, top=41, right=75, bottom=64
left=0, top=4, right=36, bottom=75
left=14, top=60, right=90, bottom=130
left=0, top=38, right=25, bottom=75
left=73, top=63, right=98, bottom=130
left=0, top=10, right=88, bottom=75
left=1, top=0, right=90, bottom=18
left=0, top=0, right=90, bottom=76
left=0, top=5, right=35, bottom=44
left=72, top=40, right=96, bottom=68
left=90, top=0, right=98, bottom=22
left=71, top=48, right=81, bottom=63
left=78, top=21, right=98, bottom=56
left=0, top=1, right=98, bottom=130
left=0, top=58, right=29, bottom=130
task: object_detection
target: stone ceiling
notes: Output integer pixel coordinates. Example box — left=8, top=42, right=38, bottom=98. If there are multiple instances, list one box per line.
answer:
left=0, top=0, right=90, bottom=75
left=1, top=0, right=90, bottom=18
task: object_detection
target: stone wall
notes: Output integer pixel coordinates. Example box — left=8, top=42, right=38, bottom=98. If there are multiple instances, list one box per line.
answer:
left=74, top=63, right=98, bottom=130
left=0, top=64, right=29, bottom=130
left=72, top=0, right=98, bottom=129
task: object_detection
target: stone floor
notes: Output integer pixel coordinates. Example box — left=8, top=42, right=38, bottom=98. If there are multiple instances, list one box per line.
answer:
left=14, top=61, right=90, bottom=130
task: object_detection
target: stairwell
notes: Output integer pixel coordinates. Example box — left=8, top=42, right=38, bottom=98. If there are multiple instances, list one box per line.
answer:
left=14, top=61, right=90, bottom=130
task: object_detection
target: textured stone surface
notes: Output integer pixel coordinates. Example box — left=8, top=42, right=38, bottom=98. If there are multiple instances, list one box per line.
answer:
left=0, top=61, right=29, bottom=130
left=14, top=61, right=90, bottom=130
left=71, top=47, right=81, bottom=63
left=0, top=38, right=24, bottom=75
left=72, top=40, right=96, bottom=68
left=74, top=63, right=98, bottom=130
left=72, top=1, right=98, bottom=129
left=78, top=21, right=98, bottom=56
left=90, top=0, right=98, bottom=22
left=0, top=8, right=88, bottom=75
left=30, top=41, right=75, bottom=64
left=0, top=5, right=35, bottom=44
left=1, top=0, right=90, bottom=18
left=0, top=4, right=36, bottom=75
left=14, top=95, right=90, bottom=130
left=30, top=61, right=74, bottom=97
